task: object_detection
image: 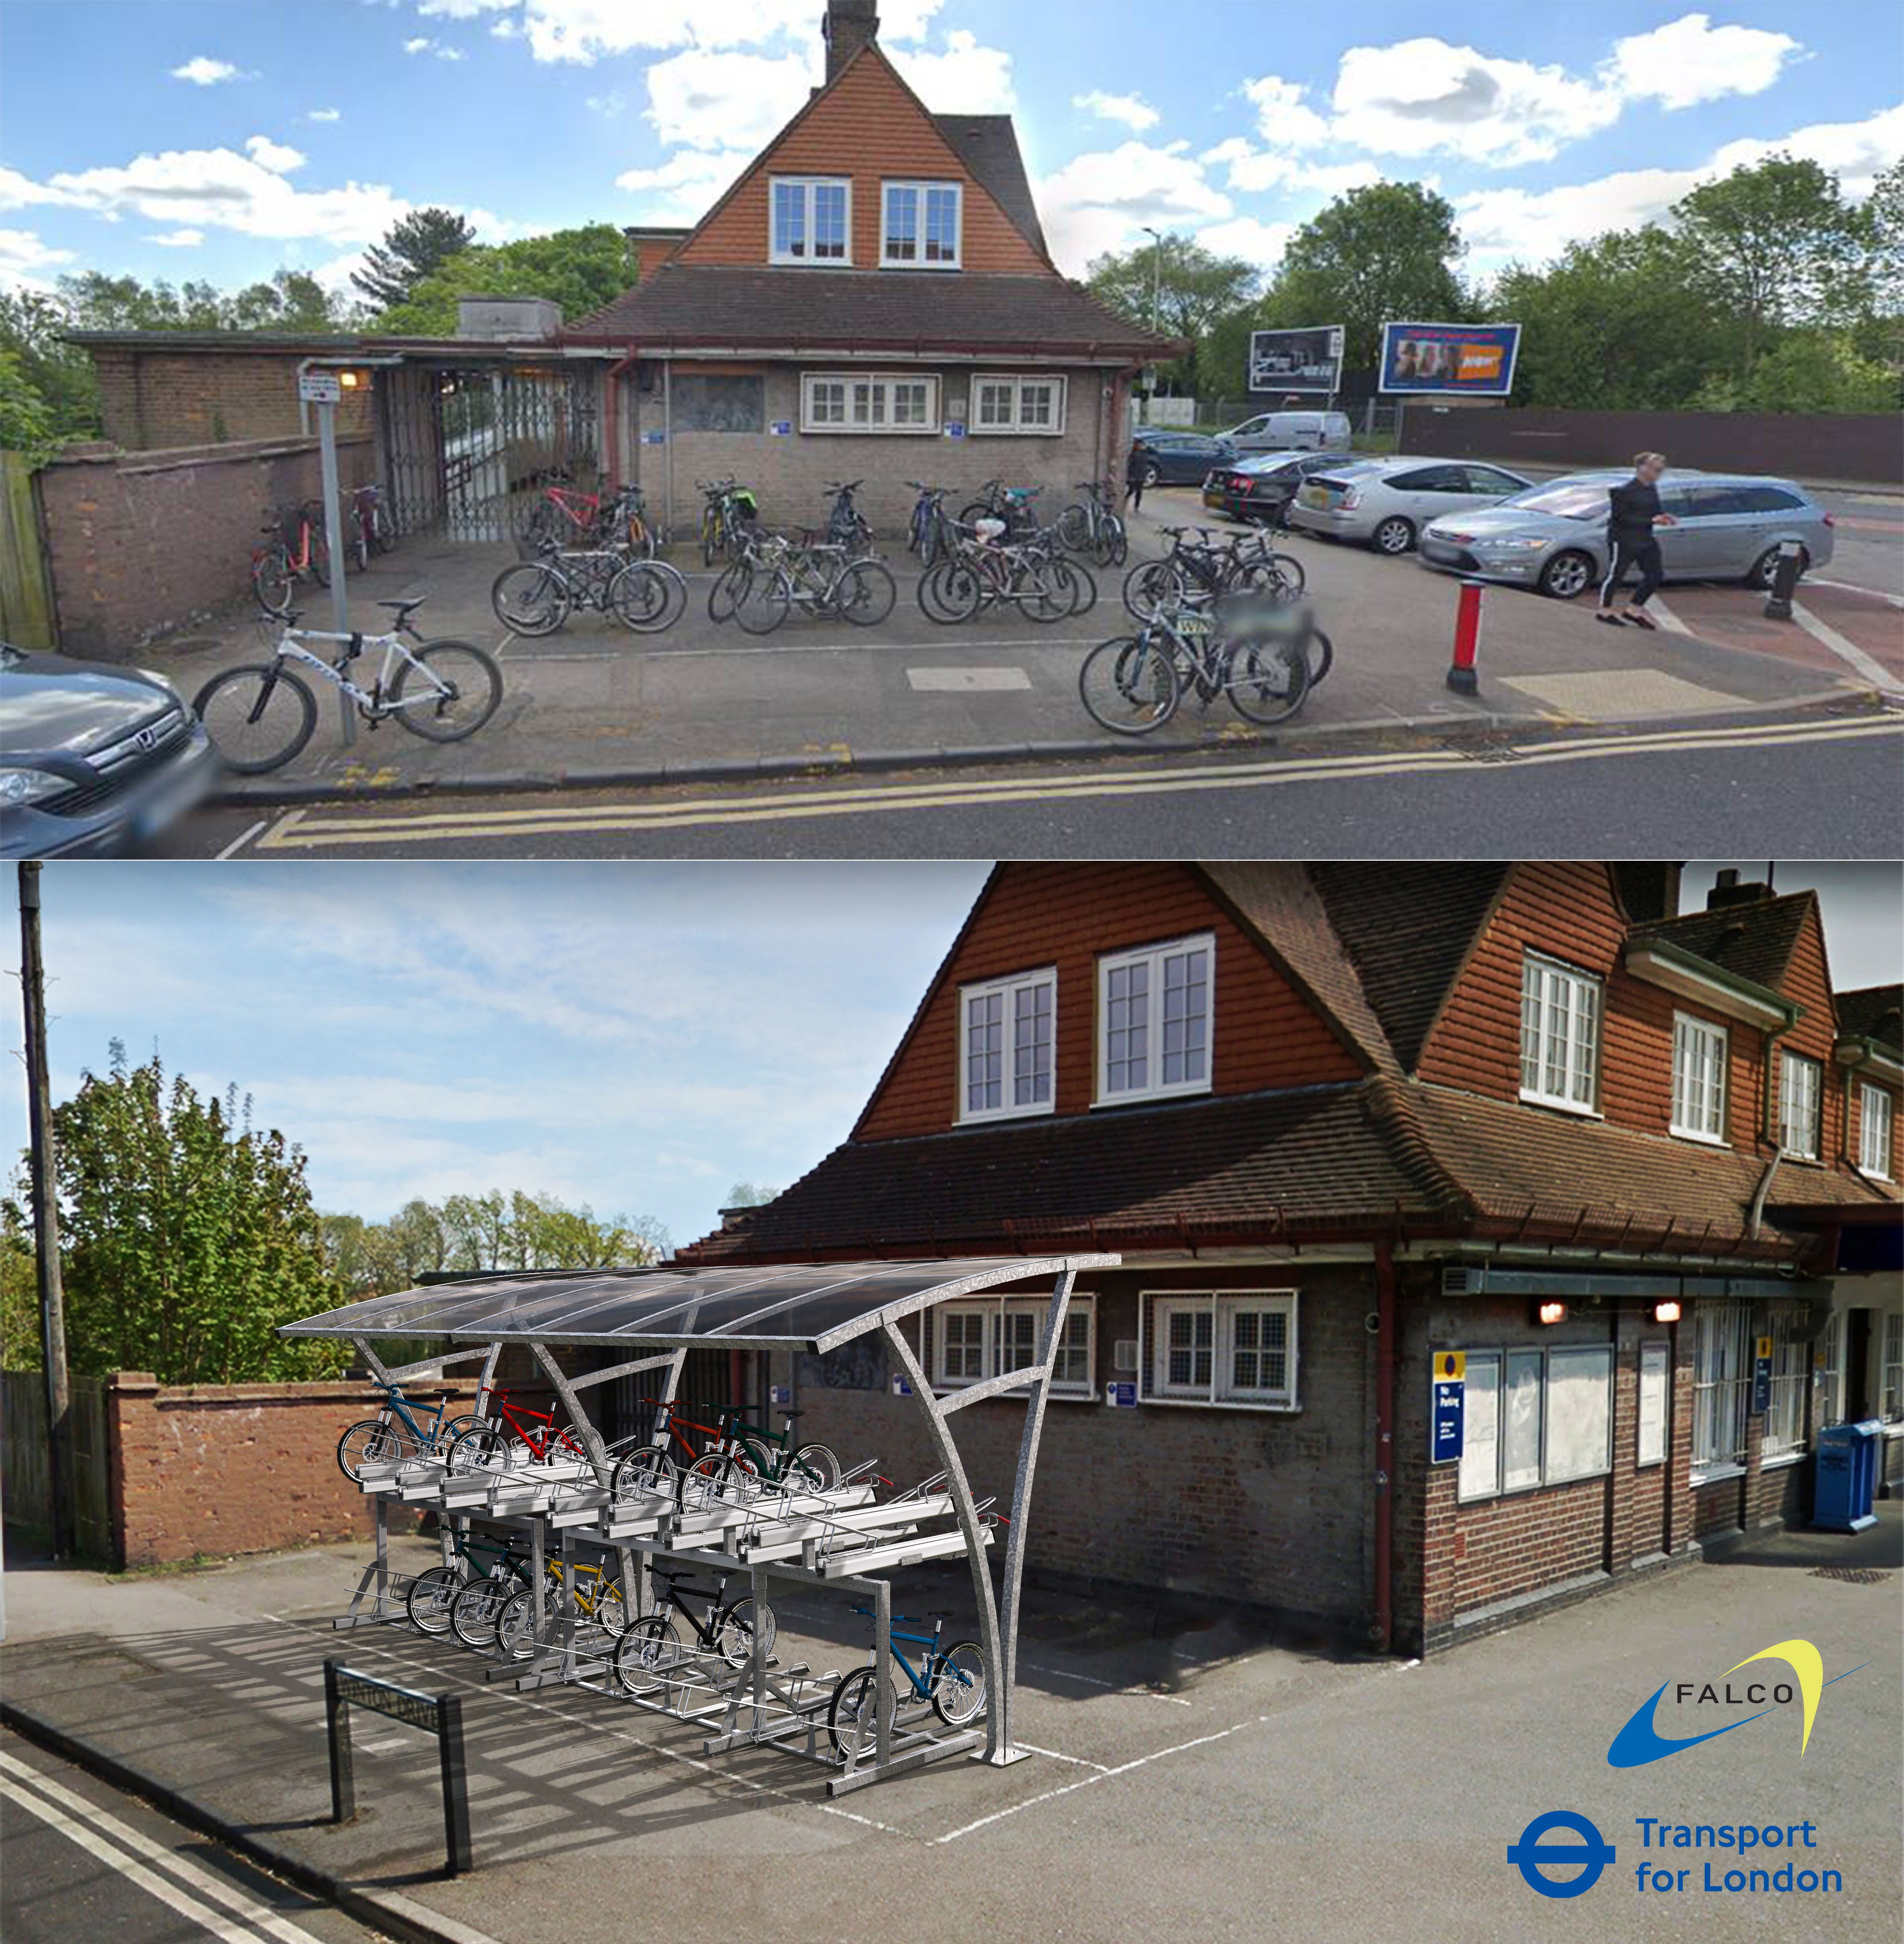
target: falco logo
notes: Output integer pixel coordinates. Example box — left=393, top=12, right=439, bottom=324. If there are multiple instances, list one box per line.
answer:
left=1607, top=1639, right=1866, bottom=1768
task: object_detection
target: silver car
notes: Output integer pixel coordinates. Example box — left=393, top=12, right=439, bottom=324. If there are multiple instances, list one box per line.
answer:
left=1287, top=458, right=1532, bottom=555
left=1416, top=470, right=1837, bottom=599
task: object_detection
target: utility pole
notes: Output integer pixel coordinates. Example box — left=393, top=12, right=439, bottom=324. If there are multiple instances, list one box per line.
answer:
left=17, top=862, right=73, bottom=1561
left=1142, top=226, right=1164, bottom=336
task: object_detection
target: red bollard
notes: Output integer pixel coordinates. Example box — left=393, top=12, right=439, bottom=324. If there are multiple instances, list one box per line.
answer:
left=1447, top=579, right=1483, bottom=694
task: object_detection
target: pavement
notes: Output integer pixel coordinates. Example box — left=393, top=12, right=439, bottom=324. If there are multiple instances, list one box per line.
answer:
left=3, top=1510, right=1898, bottom=1944
left=128, top=485, right=1903, bottom=812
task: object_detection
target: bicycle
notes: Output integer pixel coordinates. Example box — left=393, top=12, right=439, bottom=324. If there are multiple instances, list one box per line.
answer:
left=610, top=1565, right=774, bottom=1684
left=446, top=1386, right=590, bottom=1476
left=345, top=482, right=395, bottom=572
left=1124, top=524, right=1304, bottom=622
left=406, top=1528, right=531, bottom=1635
left=959, top=479, right=1043, bottom=538
left=522, top=477, right=657, bottom=558
left=698, top=478, right=759, bottom=567
left=682, top=1407, right=842, bottom=1503
left=250, top=499, right=330, bottom=616
left=917, top=520, right=1081, bottom=626
left=492, top=549, right=687, bottom=637
left=610, top=1397, right=740, bottom=1510
left=1057, top=479, right=1129, bottom=568
left=822, top=479, right=875, bottom=559
left=827, top=1606, right=986, bottom=1758
left=336, top=1375, right=488, bottom=1482
left=193, top=597, right=502, bottom=775
left=494, top=1554, right=630, bottom=1658
left=905, top=482, right=956, bottom=569
left=447, top=1550, right=539, bottom=1649
left=729, top=534, right=896, bottom=635
left=1079, top=591, right=1323, bottom=736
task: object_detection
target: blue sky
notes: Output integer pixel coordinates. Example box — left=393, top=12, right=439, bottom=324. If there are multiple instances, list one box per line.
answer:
left=0, top=2, right=1898, bottom=295
left=0, top=862, right=1897, bottom=1253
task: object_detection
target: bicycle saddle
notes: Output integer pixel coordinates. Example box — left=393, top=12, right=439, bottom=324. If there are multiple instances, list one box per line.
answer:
left=376, top=595, right=427, bottom=618
left=775, top=1409, right=803, bottom=1421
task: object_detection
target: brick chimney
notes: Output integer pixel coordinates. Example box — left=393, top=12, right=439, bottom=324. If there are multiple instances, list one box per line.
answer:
left=824, top=0, right=879, bottom=82
left=1707, top=866, right=1776, bottom=910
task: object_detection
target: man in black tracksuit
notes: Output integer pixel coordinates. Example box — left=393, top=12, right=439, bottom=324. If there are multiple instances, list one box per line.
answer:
left=1124, top=438, right=1152, bottom=513
left=1597, top=451, right=1675, bottom=630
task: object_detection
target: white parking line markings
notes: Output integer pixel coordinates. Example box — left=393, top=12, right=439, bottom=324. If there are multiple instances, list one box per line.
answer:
left=906, top=667, right=1032, bottom=692
left=214, top=819, right=268, bottom=860
left=1809, top=577, right=1904, bottom=609
left=1643, top=594, right=1691, bottom=635
left=1790, top=600, right=1904, bottom=695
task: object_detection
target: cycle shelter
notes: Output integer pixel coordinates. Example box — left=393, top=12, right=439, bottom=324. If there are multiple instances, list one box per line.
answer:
left=280, top=1253, right=1117, bottom=1795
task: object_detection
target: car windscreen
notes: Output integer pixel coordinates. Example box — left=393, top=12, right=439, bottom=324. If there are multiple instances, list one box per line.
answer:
left=1497, top=482, right=1608, bottom=520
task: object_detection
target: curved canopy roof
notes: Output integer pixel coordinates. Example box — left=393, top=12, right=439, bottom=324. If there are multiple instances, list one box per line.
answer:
left=279, top=1254, right=1118, bottom=1356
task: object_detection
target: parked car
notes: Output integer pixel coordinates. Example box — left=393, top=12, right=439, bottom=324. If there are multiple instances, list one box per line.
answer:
left=1220, top=410, right=1354, bottom=453
left=1203, top=449, right=1361, bottom=526
left=1129, top=432, right=1238, bottom=488
left=1286, top=459, right=1533, bottom=555
left=0, top=643, right=217, bottom=857
left=1417, top=470, right=1837, bottom=598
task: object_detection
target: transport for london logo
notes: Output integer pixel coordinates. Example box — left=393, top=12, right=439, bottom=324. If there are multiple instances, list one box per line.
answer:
left=1606, top=1638, right=1865, bottom=1768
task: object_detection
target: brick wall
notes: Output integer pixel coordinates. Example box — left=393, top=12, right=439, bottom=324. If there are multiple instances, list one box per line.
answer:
left=93, top=347, right=376, bottom=451
left=39, top=433, right=374, bottom=659
left=105, top=1374, right=481, bottom=1569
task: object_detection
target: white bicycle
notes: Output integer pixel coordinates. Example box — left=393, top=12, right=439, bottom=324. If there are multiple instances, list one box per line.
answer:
left=192, top=595, right=502, bottom=774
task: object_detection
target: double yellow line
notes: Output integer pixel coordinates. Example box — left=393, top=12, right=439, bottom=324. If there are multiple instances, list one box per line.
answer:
left=252, top=714, right=1902, bottom=851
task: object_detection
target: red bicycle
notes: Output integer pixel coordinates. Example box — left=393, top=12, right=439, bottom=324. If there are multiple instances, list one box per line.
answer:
left=609, top=1397, right=737, bottom=1509
left=446, top=1388, right=588, bottom=1476
left=522, top=478, right=655, bottom=558
left=251, top=499, right=330, bottom=617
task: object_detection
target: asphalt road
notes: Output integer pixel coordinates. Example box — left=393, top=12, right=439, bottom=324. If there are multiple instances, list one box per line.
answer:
left=0, top=1730, right=379, bottom=1944
left=174, top=709, right=1904, bottom=860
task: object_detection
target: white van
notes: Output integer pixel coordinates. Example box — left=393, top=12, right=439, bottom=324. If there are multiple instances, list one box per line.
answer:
left=1224, top=410, right=1353, bottom=454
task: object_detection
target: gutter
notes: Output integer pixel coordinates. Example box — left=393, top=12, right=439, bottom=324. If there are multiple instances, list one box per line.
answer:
left=1372, top=1240, right=1397, bottom=1653
left=602, top=348, right=642, bottom=489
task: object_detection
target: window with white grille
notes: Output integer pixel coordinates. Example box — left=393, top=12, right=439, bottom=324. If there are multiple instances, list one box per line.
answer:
left=1884, top=1312, right=1903, bottom=1425
left=1815, top=1309, right=1844, bottom=1428
left=926, top=1298, right=1095, bottom=1400
left=1099, top=934, right=1213, bottom=1104
left=1860, top=1082, right=1894, bottom=1178
left=1691, top=1302, right=1751, bottom=1477
left=959, top=967, right=1055, bottom=1122
left=1142, top=1292, right=1297, bottom=1409
left=1779, top=1051, right=1822, bottom=1160
left=1520, top=953, right=1601, bottom=1113
left=1670, top=1013, right=1727, bottom=1142
left=1762, top=1304, right=1810, bottom=1459
left=800, top=371, right=942, bottom=434
left=771, top=177, right=851, bottom=264
left=881, top=180, right=961, bottom=267
left=970, top=373, right=1068, bottom=435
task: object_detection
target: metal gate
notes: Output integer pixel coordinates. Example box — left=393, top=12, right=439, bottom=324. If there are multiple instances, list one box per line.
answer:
left=378, top=362, right=601, bottom=544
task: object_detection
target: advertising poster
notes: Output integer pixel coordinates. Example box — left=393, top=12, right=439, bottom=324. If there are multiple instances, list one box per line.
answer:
left=1379, top=320, right=1523, bottom=395
left=1248, top=325, right=1346, bottom=395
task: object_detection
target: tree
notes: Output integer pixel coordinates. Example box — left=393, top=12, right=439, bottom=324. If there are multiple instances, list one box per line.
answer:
left=1085, top=235, right=1259, bottom=393
left=0, top=348, right=57, bottom=458
left=723, top=1181, right=780, bottom=1208
left=48, top=1049, right=347, bottom=1383
left=371, top=224, right=639, bottom=336
left=0, top=1184, right=36, bottom=1370
left=352, top=207, right=477, bottom=311
left=1691, top=330, right=1897, bottom=413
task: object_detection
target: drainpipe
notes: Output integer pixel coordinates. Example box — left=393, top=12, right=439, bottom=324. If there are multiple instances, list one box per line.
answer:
left=603, top=348, right=641, bottom=489
left=1373, top=1239, right=1398, bottom=1652
left=1747, top=1149, right=1783, bottom=1241
left=662, top=358, right=675, bottom=540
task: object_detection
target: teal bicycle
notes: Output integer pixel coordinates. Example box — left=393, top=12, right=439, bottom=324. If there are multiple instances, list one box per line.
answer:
left=405, top=1528, right=530, bottom=1635
left=336, top=1377, right=487, bottom=1482
left=690, top=1408, right=842, bottom=1502
left=827, top=1606, right=986, bottom=1758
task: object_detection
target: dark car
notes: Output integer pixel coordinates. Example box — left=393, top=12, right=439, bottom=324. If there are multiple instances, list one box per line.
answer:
left=1130, top=432, right=1237, bottom=488
left=1202, top=448, right=1356, bottom=526
left=0, top=642, right=218, bottom=857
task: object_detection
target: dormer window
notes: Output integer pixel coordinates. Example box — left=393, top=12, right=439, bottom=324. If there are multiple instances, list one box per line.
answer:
left=771, top=177, right=850, bottom=265
left=882, top=180, right=961, bottom=268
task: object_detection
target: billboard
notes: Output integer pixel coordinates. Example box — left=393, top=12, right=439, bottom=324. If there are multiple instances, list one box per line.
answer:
left=1248, top=326, right=1345, bottom=397
left=1379, top=321, right=1522, bottom=396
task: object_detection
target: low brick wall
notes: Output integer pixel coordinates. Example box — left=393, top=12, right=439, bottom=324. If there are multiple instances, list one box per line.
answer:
left=106, top=1373, right=479, bottom=1569
left=39, top=433, right=375, bottom=661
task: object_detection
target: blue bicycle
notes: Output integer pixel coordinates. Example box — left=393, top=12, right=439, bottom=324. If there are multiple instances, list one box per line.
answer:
left=827, top=1607, right=986, bottom=1758
left=336, top=1377, right=487, bottom=1482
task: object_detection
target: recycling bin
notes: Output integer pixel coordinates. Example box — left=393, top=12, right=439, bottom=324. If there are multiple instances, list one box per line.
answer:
left=1811, top=1419, right=1882, bottom=1533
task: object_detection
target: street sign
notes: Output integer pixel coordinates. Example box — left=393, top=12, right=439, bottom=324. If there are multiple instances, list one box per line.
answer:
left=298, top=370, right=343, bottom=405
left=770, top=1384, right=790, bottom=1405
left=1433, top=1351, right=1466, bottom=1382
left=1431, top=1375, right=1465, bottom=1462
left=1751, top=1337, right=1774, bottom=1414
left=1107, top=1381, right=1137, bottom=1408
left=892, top=1374, right=913, bottom=1397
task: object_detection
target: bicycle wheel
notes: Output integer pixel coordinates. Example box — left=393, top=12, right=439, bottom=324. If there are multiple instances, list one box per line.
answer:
left=491, top=561, right=570, bottom=636
left=700, top=510, right=718, bottom=569
left=406, top=1565, right=465, bottom=1636
left=389, top=640, right=503, bottom=742
left=1066, top=559, right=1098, bottom=618
left=732, top=567, right=789, bottom=636
left=1021, top=557, right=1076, bottom=626
left=919, top=517, right=940, bottom=571
left=1307, top=626, right=1334, bottom=685
left=608, top=560, right=687, bottom=635
left=524, top=501, right=560, bottom=555
left=351, top=518, right=370, bottom=576
left=252, top=548, right=295, bottom=618
left=613, top=1613, right=684, bottom=1690
left=1224, top=635, right=1311, bottom=727
left=337, top=1418, right=411, bottom=1482
left=586, top=1567, right=630, bottom=1639
left=193, top=663, right=317, bottom=775
left=1122, top=559, right=1178, bottom=623
left=788, top=1442, right=842, bottom=1492
left=1057, top=503, right=1091, bottom=552
left=707, top=559, right=747, bottom=625
left=307, top=523, right=330, bottom=588
left=715, top=1595, right=777, bottom=1668
left=680, top=1452, right=736, bottom=1514
left=828, top=1667, right=897, bottom=1762
left=1095, top=516, right=1129, bottom=570
left=495, top=1587, right=544, bottom=1661
left=449, top=1575, right=514, bottom=1650
left=1079, top=634, right=1179, bottom=736
left=612, top=1446, right=676, bottom=1505
left=836, top=559, right=896, bottom=627
left=918, top=558, right=980, bottom=624
left=447, top=1423, right=511, bottom=1477
left=932, top=1642, right=988, bottom=1725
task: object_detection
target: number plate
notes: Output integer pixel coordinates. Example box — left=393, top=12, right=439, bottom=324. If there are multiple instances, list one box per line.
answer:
left=1299, top=485, right=1329, bottom=508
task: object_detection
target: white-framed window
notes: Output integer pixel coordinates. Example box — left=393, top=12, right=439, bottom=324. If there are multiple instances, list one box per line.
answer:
left=971, top=373, right=1069, bottom=437
left=1762, top=1305, right=1810, bottom=1459
left=799, top=370, right=941, bottom=434
left=1454, top=1344, right=1612, bottom=1499
left=1860, top=1082, right=1894, bottom=1178
left=1815, top=1309, right=1845, bottom=1428
left=881, top=179, right=961, bottom=268
left=926, top=1296, right=1096, bottom=1400
left=1141, top=1292, right=1297, bottom=1409
left=1779, top=1050, right=1822, bottom=1160
left=1691, top=1302, right=1751, bottom=1479
left=1519, top=953, right=1601, bottom=1114
left=1670, top=1013, right=1728, bottom=1143
left=1098, top=933, right=1213, bottom=1105
left=771, top=176, right=851, bottom=264
left=959, top=967, right=1055, bottom=1122
left=1884, top=1312, right=1903, bottom=1425
left=1637, top=1340, right=1670, bottom=1468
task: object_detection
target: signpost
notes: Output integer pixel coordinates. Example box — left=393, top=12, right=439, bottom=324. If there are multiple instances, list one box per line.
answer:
left=324, top=1660, right=471, bottom=1876
left=1431, top=1350, right=1466, bottom=1463
left=298, top=368, right=354, bottom=746
left=1751, top=1335, right=1774, bottom=1415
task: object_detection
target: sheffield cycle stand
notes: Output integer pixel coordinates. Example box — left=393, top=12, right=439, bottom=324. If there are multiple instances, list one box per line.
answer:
left=283, top=1254, right=1117, bottom=1798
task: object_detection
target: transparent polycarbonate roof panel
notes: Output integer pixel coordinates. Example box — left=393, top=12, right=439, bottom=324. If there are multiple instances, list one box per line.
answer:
left=279, top=1255, right=1120, bottom=1353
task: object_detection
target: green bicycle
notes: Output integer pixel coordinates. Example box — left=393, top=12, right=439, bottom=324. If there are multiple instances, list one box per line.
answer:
left=686, top=1407, right=842, bottom=1502
left=405, top=1529, right=531, bottom=1635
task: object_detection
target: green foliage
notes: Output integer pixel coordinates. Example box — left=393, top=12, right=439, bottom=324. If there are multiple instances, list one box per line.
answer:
left=0, top=348, right=57, bottom=460
left=0, top=1185, right=37, bottom=1370
left=1085, top=235, right=1260, bottom=391
left=49, top=1050, right=348, bottom=1383
left=372, top=225, right=639, bottom=337
left=352, top=207, right=478, bottom=311
left=1690, top=331, right=1898, bottom=413
left=723, top=1181, right=780, bottom=1208
left=0, top=288, right=103, bottom=445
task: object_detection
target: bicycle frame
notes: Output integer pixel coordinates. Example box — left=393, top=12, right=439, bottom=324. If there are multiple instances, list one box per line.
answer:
left=370, top=1381, right=455, bottom=1448
left=647, top=1569, right=743, bottom=1653
left=850, top=1606, right=948, bottom=1702
left=485, top=1388, right=584, bottom=1463
left=264, top=623, right=447, bottom=719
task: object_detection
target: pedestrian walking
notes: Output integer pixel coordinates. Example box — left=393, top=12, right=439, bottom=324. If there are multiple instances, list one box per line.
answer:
left=1597, top=451, right=1676, bottom=631
left=1124, top=438, right=1152, bottom=514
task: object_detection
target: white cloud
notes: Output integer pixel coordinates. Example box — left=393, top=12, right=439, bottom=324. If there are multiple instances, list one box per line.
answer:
left=417, top=0, right=518, bottom=14
left=403, top=36, right=431, bottom=53
left=145, top=227, right=206, bottom=247
left=437, top=46, right=467, bottom=61
left=643, top=48, right=817, bottom=151
left=1605, top=13, right=1800, bottom=111
left=889, top=30, right=1014, bottom=113
left=0, top=227, right=75, bottom=290
left=1195, top=215, right=1297, bottom=269
left=1202, top=140, right=1380, bottom=198
left=305, top=107, right=342, bottom=123
left=1242, top=74, right=1330, bottom=148
left=244, top=134, right=306, bottom=174
left=585, top=91, right=625, bottom=117
left=615, top=148, right=753, bottom=224
left=170, top=56, right=243, bottom=86
left=1035, top=139, right=1232, bottom=276
left=1073, top=90, right=1158, bottom=133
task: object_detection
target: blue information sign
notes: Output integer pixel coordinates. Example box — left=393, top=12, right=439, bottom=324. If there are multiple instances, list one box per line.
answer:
left=1431, top=1379, right=1466, bottom=1462
left=1108, top=1381, right=1137, bottom=1409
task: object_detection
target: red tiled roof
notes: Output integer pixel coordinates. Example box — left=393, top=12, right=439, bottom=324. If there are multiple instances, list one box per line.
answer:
left=1837, top=984, right=1902, bottom=1055
left=1632, top=892, right=1815, bottom=996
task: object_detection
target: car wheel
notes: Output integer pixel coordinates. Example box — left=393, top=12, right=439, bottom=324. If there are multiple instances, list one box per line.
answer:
left=1372, top=516, right=1415, bottom=556
left=1142, top=464, right=1160, bottom=488
left=1538, top=550, right=1595, bottom=600
left=1748, top=543, right=1806, bottom=588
